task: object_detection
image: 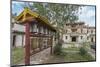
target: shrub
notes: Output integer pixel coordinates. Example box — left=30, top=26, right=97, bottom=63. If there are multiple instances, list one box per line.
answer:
left=79, top=47, right=87, bottom=55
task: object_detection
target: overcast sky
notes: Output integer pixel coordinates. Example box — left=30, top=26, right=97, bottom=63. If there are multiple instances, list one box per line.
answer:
left=78, top=6, right=95, bottom=26
left=12, top=1, right=96, bottom=26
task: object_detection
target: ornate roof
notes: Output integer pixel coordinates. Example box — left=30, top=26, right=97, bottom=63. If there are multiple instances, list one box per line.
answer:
left=15, top=7, right=56, bottom=32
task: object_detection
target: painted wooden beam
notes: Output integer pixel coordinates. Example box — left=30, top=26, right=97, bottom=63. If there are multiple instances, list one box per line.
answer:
left=25, top=22, right=30, bottom=65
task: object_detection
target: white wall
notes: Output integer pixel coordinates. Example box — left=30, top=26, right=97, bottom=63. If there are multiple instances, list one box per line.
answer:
left=63, top=34, right=88, bottom=43
left=12, top=24, right=25, bottom=32
left=78, top=35, right=87, bottom=43
left=63, top=34, right=71, bottom=43
left=15, top=35, right=23, bottom=47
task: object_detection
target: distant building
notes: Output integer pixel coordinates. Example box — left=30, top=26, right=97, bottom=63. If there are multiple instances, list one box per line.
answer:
left=63, top=22, right=95, bottom=47
left=11, top=17, right=25, bottom=47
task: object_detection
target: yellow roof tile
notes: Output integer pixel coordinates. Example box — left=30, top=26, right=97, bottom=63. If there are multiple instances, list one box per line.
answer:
left=16, top=7, right=56, bottom=31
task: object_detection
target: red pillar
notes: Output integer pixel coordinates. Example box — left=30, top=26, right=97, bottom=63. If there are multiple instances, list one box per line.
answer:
left=25, top=22, right=30, bottom=65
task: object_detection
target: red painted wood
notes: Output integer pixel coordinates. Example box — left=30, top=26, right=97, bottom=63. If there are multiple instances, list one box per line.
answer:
left=25, top=22, right=30, bottom=65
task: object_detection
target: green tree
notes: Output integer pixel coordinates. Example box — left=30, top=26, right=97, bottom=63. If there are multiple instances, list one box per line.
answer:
left=21, top=2, right=82, bottom=28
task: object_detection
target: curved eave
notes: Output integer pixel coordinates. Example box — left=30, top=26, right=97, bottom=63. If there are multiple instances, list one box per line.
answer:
left=15, top=8, right=56, bottom=32
left=15, top=8, right=39, bottom=22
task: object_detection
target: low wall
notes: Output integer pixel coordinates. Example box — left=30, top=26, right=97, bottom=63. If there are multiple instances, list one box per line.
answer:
left=30, top=47, right=51, bottom=64
left=62, top=43, right=82, bottom=48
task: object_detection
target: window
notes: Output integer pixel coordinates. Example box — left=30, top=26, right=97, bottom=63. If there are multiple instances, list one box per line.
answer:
left=72, top=36, right=76, bottom=42
left=71, top=29, right=77, bottom=32
left=33, top=24, right=37, bottom=32
left=45, top=28, right=48, bottom=34
left=43, top=27, right=46, bottom=34
left=38, top=26, right=41, bottom=33
left=31, top=37, right=39, bottom=50
left=71, top=25, right=76, bottom=27
left=12, top=35, right=16, bottom=47
left=66, top=36, right=67, bottom=39
left=81, top=36, right=83, bottom=39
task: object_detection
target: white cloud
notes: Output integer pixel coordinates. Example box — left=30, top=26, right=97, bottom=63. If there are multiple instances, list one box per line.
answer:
left=78, top=6, right=95, bottom=26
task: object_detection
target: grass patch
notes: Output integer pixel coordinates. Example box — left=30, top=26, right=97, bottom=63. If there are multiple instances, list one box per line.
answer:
left=12, top=47, right=24, bottom=64
left=64, top=53, right=94, bottom=62
left=43, top=52, right=94, bottom=64
left=43, top=43, right=95, bottom=63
